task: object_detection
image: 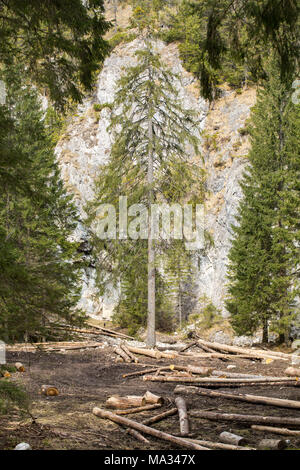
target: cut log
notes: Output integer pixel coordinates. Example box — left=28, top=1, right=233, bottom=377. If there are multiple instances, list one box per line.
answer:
left=219, top=431, right=246, bottom=446
left=176, top=380, right=298, bottom=388
left=212, top=370, right=265, bottom=379
left=126, top=346, right=162, bottom=359
left=284, top=366, right=300, bottom=377
left=190, top=410, right=300, bottom=427
left=121, top=343, right=139, bottom=363
left=184, top=387, right=300, bottom=410
left=123, top=367, right=161, bottom=378
left=186, top=365, right=213, bottom=376
left=115, top=404, right=161, bottom=415
left=126, top=428, right=150, bottom=444
left=141, top=408, right=178, bottom=426
left=92, top=407, right=210, bottom=450
left=197, top=339, right=291, bottom=361
left=113, top=346, right=132, bottom=363
left=41, top=385, right=59, bottom=396
left=181, top=352, right=255, bottom=360
left=186, top=438, right=255, bottom=451
left=175, top=397, right=189, bottom=436
left=143, top=375, right=297, bottom=385
left=258, top=439, right=287, bottom=450
left=15, top=362, right=25, bottom=372
left=143, top=391, right=164, bottom=405
left=251, top=425, right=300, bottom=436
left=106, top=396, right=146, bottom=409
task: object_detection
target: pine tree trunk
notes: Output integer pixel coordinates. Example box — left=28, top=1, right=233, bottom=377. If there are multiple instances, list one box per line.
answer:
left=262, top=319, right=268, bottom=344
left=146, top=73, right=156, bottom=348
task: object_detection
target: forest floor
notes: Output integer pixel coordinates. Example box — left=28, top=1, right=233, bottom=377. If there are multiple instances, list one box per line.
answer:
left=1, top=336, right=300, bottom=450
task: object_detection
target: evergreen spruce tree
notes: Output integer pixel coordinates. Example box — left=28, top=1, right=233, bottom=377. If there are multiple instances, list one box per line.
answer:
left=88, top=33, right=204, bottom=346
left=0, top=69, right=85, bottom=343
left=226, top=59, right=300, bottom=343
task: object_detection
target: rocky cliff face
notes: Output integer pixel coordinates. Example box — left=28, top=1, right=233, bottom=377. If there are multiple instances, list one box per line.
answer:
left=55, top=38, right=256, bottom=319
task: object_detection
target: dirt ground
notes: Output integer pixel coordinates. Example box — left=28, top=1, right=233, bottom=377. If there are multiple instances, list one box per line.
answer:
left=1, top=338, right=300, bottom=451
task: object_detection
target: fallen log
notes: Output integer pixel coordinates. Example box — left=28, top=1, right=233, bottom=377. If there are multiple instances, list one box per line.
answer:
left=106, top=396, right=146, bottom=409
left=197, top=339, right=291, bottom=361
left=251, top=425, right=300, bottom=436
left=183, top=387, right=300, bottom=410
left=176, top=381, right=298, bottom=388
left=181, top=352, right=264, bottom=360
left=212, top=370, right=265, bottom=379
left=143, top=375, right=297, bottom=385
left=175, top=397, right=189, bottom=436
left=121, top=344, right=139, bottom=363
left=257, top=439, right=286, bottom=450
left=219, top=431, right=246, bottom=446
left=143, top=391, right=164, bottom=405
left=41, top=385, right=59, bottom=396
left=186, top=438, right=255, bottom=451
left=115, top=404, right=162, bottom=415
left=113, top=346, right=132, bottom=363
left=126, top=346, right=162, bottom=360
left=123, top=367, right=161, bottom=378
left=126, top=428, right=150, bottom=444
left=190, top=410, right=300, bottom=427
left=141, top=408, right=178, bottom=426
left=92, top=407, right=210, bottom=450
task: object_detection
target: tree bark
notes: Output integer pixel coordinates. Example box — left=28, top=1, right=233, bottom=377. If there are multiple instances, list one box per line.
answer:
left=92, top=407, right=210, bottom=450
left=189, top=410, right=300, bottom=427
left=175, top=397, right=189, bottom=436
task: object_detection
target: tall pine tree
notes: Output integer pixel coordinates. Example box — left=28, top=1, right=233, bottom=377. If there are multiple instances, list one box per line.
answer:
left=88, top=35, right=204, bottom=346
left=0, top=68, right=85, bottom=343
left=226, top=59, right=300, bottom=343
